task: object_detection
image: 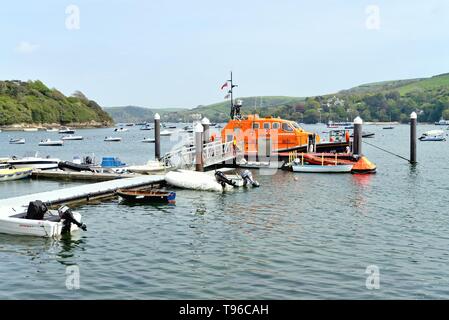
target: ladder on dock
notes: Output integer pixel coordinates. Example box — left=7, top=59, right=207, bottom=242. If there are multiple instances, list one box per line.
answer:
left=161, top=140, right=243, bottom=170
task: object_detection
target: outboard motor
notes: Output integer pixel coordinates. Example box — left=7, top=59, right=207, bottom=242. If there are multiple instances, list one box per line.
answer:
left=26, top=200, right=48, bottom=220
left=240, top=170, right=260, bottom=187
left=215, top=171, right=237, bottom=188
left=58, top=205, right=87, bottom=234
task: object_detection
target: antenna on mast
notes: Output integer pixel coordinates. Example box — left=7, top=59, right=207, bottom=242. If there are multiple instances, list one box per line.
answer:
left=228, top=71, right=239, bottom=119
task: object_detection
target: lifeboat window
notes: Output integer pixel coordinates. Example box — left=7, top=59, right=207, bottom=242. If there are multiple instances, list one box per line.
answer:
left=272, top=122, right=280, bottom=129
left=282, top=123, right=293, bottom=132
left=252, top=123, right=260, bottom=129
left=263, top=123, right=270, bottom=129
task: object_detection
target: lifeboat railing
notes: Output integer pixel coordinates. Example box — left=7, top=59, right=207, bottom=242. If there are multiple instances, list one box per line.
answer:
left=161, top=140, right=242, bottom=169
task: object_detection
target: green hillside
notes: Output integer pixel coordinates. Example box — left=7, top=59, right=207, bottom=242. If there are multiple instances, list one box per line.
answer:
left=105, top=106, right=184, bottom=123
left=0, top=80, right=112, bottom=126
left=159, top=73, right=449, bottom=124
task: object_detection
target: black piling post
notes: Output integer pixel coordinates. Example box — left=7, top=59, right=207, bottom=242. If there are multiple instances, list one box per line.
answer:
left=154, top=113, right=161, bottom=160
left=353, top=116, right=363, bottom=155
left=410, top=112, right=417, bottom=164
left=194, top=123, right=204, bottom=171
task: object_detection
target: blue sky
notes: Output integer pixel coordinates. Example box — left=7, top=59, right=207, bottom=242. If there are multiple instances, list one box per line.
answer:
left=1, top=0, right=449, bottom=108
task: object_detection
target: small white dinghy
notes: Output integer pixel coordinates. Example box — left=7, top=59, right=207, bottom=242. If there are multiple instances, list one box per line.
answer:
left=39, top=139, right=64, bottom=146
left=104, top=136, right=122, bottom=142
left=292, top=163, right=353, bottom=173
left=141, top=138, right=156, bottom=143
left=9, top=138, right=26, bottom=145
left=160, top=130, right=173, bottom=136
left=0, top=201, right=86, bottom=238
left=62, top=135, right=84, bottom=141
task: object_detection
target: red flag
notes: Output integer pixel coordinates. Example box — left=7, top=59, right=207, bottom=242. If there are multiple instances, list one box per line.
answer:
left=221, top=82, right=228, bottom=90
left=224, top=94, right=230, bottom=99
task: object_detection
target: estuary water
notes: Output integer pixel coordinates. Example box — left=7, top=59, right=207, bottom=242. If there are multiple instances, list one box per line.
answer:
left=1, top=124, right=449, bottom=299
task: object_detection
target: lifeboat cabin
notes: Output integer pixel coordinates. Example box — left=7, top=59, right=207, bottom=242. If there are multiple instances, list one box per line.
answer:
left=221, top=114, right=320, bottom=157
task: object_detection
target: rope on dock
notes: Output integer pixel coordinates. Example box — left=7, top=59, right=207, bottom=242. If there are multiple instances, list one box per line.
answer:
left=362, top=140, right=411, bottom=162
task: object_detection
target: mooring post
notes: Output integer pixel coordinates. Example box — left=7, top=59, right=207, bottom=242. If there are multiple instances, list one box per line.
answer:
left=353, top=116, right=363, bottom=155
left=201, top=117, right=210, bottom=144
left=154, top=113, right=161, bottom=160
left=194, top=123, right=204, bottom=171
left=410, top=112, right=417, bottom=164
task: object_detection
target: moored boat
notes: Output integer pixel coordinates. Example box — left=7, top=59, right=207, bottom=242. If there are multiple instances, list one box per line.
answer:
left=7, top=153, right=60, bottom=170
left=61, top=135, right=84, bottom=141
left=0, top=201, right=86, bottom=237
left=104, top=136, right=122, bottom=142
left=39, top=139, right=64, bottom=146
left=9, top=138, right=25, bottom=144
left=141, top=138, right=155, bottom=143
left=116, top=189, right=176, bottom=204
left=292, top=163, right=353, bottom=173
left=59, top=127, right=75, bottom=134
left=419, top=130, right=446, bottom=141
left=0, top=166, right=33, bottom=182
left=160, top=130, right=173, bottom=136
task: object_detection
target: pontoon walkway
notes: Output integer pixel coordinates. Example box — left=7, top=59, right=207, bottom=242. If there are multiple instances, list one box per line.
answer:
left=0, top=175, right=164, bottom=218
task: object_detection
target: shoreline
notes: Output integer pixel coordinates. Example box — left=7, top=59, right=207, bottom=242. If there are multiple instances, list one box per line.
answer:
left=0, top=122, right=113, bottom=132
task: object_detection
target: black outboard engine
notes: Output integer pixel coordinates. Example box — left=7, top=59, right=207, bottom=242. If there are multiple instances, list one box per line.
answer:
left=58, top=205, right=87, bottom=234
left=240, top=170, right=260, bottom=187
left=215, top=171, right=237, bottom=188
left=26, top=200, right=48, bottom=220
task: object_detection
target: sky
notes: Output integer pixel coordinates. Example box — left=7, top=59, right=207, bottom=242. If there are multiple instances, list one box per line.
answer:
left=1, top=0, right=449, bottom=108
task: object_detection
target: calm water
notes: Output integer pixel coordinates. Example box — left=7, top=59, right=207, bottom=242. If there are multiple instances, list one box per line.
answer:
left=1, top=124, right=449, bottom=299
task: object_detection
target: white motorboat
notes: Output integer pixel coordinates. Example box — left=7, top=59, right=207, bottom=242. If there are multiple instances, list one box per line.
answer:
left=61, top=135, right=84, bottom=141
left=23, top=128, right=38, bottom=132
left=160, top=130, right=173, bottom=136
left=419, top=130, right=446, bottom=141
left=140, top=124, right=153, bottom=130
left=127, top=160, right=167, bottom=174
left=9, top=138, right=26, bottom=144
left=39, top=139, right=64, bottom=146
left=59, top=127, right=75, bottom=134
left=0, top=202, right=86, bottom=238
left=46, top=128, right=59, bottom=132
left=0, top=166, right=32, bottom=182
left=114, top=127, right=128, bottom=132
left=141, top=138, right=156, bottom=143
left=7, top=153, right=60, bottom=170
left=104, top=136, right=122, bottom=142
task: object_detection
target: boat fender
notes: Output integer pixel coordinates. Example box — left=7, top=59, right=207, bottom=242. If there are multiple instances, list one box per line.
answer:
left=240, top=170, right=260, bottom=187
left=214, top=171, right=237, bottom=188
left=58, top=205, right=87, bottom=234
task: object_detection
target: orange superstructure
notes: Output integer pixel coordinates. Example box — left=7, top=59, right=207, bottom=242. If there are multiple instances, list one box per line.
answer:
left=221, top=114, right=320, bottom=154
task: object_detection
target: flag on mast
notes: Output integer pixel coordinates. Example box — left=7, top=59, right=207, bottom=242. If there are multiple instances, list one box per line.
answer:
left=221, top=82, right=228, bottom=90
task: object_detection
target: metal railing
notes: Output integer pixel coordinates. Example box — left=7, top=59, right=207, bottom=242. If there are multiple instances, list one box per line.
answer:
left=161, top=140, right=242, bottom=169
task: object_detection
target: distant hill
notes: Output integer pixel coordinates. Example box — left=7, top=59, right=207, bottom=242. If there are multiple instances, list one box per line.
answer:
left=0, top=80, right=112, bottom=126
left=104, top=106, right=184, bottom=123
left=157, top=73, right=449, bottom=124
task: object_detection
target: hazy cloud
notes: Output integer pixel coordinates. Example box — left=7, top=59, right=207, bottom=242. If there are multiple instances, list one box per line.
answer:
left=16, top=41, right=39, bottom=54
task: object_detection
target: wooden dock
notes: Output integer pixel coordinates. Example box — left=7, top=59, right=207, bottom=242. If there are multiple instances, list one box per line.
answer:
left=0, top=175, right=165, bottom=218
